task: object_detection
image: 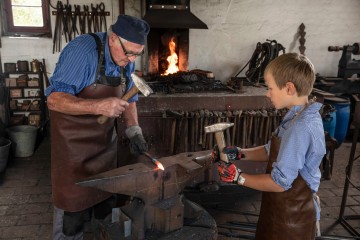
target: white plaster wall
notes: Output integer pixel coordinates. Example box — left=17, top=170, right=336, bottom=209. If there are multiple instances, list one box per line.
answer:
left=189, top=0, right=360, bottom=81
left=1, top=0, right=360, bottom=82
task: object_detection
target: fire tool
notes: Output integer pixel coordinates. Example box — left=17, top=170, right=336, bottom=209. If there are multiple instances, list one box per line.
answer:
left=143, top=152, right=164, bottom=170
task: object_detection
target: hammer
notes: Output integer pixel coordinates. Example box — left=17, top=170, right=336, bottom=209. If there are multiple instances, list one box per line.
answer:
left=97, top=73, right=153, bottom=124
left=204, top=122, right=234, bottom=163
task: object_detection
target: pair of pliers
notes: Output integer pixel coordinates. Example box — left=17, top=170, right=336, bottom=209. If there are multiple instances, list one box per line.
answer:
left=99, top=3, right=107, bottom=31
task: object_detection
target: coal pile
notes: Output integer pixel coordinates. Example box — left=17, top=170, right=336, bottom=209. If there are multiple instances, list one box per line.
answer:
left=145, top=71, right=228, bottom=94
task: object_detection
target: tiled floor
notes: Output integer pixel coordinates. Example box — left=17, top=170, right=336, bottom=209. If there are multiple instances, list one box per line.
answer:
left=0, top=136, right=359, bottom=239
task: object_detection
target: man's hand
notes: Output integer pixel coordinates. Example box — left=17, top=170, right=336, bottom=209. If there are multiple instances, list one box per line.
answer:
left=217, top=161, right=241, bottom=183
left=125, top=126, right=148, bottom=155
left=97, top=97, right=129, bottom=118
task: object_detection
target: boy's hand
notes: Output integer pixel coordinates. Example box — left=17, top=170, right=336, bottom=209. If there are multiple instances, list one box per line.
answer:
left=210, top=145, right=243, bottom=163
left=223, top=146, right=242, bottom=161
left=217, top=161, right=241, bottom=183
left=210, top=144, right=220, bottom=162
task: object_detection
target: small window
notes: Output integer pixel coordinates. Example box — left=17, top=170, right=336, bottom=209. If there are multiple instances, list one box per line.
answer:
left=1, top=0, right=51, bottom=37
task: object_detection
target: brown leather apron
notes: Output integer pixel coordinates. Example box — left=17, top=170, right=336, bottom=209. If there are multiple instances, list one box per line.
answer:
left=255, top=134, right=316, bottom=239
left=50, top=83, right=125, bottom=212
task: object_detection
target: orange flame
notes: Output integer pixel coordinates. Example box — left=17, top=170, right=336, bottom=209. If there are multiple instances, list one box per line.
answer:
left=163, top=37, right=179, bottom=75
left=155, top=160, right=165, bottom=171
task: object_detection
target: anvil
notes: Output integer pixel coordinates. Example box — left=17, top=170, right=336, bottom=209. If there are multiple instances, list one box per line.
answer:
left=77, top=150, right=217, bottom=239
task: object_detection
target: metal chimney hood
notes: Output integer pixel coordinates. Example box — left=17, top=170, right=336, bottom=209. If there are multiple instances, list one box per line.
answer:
left=143, top=0, right=208, bottom=29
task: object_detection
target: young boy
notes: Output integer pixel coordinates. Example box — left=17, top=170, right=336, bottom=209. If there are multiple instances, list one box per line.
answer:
left=216, top=53, right=326, bottom=239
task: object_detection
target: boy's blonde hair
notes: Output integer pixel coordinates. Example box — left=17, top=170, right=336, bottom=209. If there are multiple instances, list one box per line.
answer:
left=264, top=53, right=315, bottom=96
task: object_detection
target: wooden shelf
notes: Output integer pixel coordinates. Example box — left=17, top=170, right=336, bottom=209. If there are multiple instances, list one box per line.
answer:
left=5, top=70, right=47, bottom=127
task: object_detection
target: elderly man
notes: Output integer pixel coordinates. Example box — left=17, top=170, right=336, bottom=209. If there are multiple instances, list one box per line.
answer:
left=46, top=15, right=150, bottom=239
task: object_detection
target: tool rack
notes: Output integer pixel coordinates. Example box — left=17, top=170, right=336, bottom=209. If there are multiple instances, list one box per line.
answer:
left=338, top=94, right=360, bottom=237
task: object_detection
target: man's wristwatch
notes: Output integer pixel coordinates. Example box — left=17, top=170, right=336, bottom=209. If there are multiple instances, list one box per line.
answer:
left=237, top=172, right=246, bottom=185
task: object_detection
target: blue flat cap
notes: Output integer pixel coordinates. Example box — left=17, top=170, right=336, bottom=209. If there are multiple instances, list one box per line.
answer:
left=112, top=15, right=150, bottom=45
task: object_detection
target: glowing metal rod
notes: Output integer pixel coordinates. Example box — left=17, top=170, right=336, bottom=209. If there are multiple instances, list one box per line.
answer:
left=144, top=152, right=165, bottom=171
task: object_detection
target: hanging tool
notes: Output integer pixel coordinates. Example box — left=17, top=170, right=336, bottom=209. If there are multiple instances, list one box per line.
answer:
left=91, top=4, right=99, bottom=32
left=85, top=5, right=92, bottom=33
left=77, top=5, right=86, bottom=34
left=52, top=1, right=64, bottom=53
left=99, top=2, right=107, bottom=31
left=70, top=4, right=79, bottom=39
left=62, top=3, right=71, bottom=42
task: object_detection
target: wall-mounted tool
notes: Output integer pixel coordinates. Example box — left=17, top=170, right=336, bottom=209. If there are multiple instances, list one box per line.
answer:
left=328, top=42, right=360, bottom=78
left=51, top=1, right=110, bottom=52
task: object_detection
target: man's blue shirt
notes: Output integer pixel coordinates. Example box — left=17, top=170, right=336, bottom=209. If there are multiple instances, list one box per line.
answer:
left=46, top=32, right=137, bottom=103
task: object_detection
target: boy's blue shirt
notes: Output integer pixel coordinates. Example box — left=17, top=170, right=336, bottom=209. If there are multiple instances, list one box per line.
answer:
left=265, top=102, right=326, bottom=220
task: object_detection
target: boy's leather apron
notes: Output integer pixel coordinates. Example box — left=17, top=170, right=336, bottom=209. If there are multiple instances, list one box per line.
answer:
left=50, top=84, right=125, bottom=212
left=255, top=134, right=316, bottom=240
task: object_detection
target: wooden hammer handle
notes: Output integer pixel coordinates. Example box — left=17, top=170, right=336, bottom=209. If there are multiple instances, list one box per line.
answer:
left=214, top=131, right=229, bottom=163
left=97, top=87, right=139, bottom=124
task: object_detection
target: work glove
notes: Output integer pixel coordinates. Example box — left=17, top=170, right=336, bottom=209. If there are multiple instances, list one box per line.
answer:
left=217, top=161, right=242, bottom=183
left=210, top=145, right=243, bottom=183
left=210, top=145, right=243, bottom=163
left=125, top=126, right=148, bottom=155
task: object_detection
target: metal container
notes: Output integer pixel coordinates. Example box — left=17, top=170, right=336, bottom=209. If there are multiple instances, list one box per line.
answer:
left=17, top=60, right=29, bottom=72
left=30, top=59, right=41, bottom=73
left=4, top=63, right=16, bottom=72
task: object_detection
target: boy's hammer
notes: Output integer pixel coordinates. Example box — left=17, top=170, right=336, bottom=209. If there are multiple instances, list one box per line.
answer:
left=97, top=73, right=153, bottom=124
left=204, top=122, right=234, bottom=163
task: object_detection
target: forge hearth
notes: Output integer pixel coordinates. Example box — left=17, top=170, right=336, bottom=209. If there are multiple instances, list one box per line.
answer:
left=147, top=28, right=189, bottom=75
left=144, top=70, right=226, bottom=94
left=143, top=0, right=208, bottom=75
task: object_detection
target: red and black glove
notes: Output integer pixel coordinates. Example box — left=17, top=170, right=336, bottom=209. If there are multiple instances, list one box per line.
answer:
left=217, top=161, right=241, bottom=183
left=223, top=146, right=242, bottom=161
left=210, top=145, right=243, bottom=163
left=210, top=145, right=244, bottom=183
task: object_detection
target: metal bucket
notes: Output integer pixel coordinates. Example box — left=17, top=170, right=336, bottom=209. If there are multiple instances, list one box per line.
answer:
left=0, top=137, right=11, bottom=172
left=6, top=125, right=38, bottom=158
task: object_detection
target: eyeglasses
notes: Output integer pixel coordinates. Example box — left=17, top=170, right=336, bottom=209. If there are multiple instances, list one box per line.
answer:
left=118, top=37, right=144, bottom=57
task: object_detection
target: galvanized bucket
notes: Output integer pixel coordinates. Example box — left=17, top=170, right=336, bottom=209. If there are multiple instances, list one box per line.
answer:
left=6, top=125, right=37, bottom=158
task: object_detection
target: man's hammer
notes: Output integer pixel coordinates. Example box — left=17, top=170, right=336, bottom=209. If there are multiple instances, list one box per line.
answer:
left=204, top=122, right=234, bottom=163
left=97, top=73, right=153, bottom=124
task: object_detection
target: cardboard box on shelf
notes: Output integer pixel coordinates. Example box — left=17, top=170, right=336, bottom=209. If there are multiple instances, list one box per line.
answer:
left=9, top=100, right=17, bottom=110
left=10, top=89, right=22, bottom=98
left=5, top=78, right=17, bottom=87
left=23, top=88, right=40, bottom=97
left=28, top=78, right=39, bottom=87
left=28, top=114, right=41, bottom=127
left=16, top=78, right=27, bottom=87
left=9, top=115, right=25, bottom=126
